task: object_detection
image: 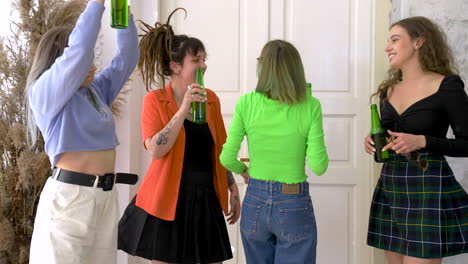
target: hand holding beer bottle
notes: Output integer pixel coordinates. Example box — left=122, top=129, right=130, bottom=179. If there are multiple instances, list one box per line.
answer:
left=191, top=67, right=207, bottom=124
left=368, top=104, right=390, bottom=162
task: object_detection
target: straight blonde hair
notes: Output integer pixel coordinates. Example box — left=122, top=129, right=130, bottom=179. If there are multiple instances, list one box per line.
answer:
left=24, top=26, right=72, bottom=145
left=256, top=40, right=307, bottom=104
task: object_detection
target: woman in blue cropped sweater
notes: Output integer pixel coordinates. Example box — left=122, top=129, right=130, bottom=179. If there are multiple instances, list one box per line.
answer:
left=26, top=1, right=139, bottom=263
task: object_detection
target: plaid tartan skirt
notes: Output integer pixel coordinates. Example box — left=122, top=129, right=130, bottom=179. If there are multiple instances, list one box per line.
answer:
left=367, top=151, right=468, bottom=258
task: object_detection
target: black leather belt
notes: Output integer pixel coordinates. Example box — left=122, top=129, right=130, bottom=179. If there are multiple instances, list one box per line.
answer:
left=52, top=168, right=138, bottom=191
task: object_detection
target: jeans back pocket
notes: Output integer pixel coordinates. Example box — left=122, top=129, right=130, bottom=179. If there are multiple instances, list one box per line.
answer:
left=240, top=202, right=261, bottom=235
left=279, top=198, right=316, bottom=241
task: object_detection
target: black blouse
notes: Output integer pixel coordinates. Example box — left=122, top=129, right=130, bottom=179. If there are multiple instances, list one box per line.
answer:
left=380, top=75, right=468, bottom=157
left=181, top=119, right=214, bottom=175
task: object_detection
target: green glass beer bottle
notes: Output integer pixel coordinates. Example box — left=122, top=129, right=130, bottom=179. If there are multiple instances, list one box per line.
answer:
left=306, top=83, right=312, bottom=96
left=370, top=104, right=390, bottom=163
left=111, top=0, right=128, bottom=29
left=191, top=67, right=207, bottom=124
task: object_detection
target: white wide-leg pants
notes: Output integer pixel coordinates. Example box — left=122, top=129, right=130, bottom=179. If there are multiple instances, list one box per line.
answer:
left=29, top=177, right=119, bottom=264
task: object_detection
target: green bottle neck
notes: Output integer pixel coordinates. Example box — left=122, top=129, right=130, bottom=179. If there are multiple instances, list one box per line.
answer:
left=370, top=105, right=384, bottom=134
left=196, top=67, right=204, bottom=87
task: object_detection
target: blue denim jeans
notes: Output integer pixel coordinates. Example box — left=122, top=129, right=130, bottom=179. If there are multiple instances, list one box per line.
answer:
left=240, top=178, right=317, bottom=264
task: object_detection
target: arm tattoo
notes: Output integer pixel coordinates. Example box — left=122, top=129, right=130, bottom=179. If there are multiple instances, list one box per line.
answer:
left=155, top=115, right=178, bottom=145
left=227, top=170, right=235, bottom=186
left=156, top=127, right=169, bottom=145
left=234, top=195, right=239, bottom=201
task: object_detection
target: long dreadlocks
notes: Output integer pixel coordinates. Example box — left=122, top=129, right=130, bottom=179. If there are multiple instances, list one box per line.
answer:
left=138, top=8, right=206, bottom=91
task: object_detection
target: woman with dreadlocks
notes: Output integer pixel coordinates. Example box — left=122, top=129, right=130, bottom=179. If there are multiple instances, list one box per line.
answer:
left=117, top=8, right=240, bottom=264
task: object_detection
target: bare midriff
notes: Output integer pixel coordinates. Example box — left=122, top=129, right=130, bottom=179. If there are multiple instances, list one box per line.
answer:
left=55, top=149, right=116, bottom=175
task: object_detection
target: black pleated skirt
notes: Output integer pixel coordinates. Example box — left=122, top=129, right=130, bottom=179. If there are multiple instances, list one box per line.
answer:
left=118, top=172, right=233, bottom=264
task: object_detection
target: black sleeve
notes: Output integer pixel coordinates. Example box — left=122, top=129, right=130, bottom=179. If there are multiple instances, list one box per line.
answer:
left=425, top=75, right=468, bottom=157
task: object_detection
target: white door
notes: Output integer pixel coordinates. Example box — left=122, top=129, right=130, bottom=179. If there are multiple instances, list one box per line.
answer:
left=284, top=0, right=374, bottom=263
left=267, top=1, right=374, bottom=263
left=126, top=0, right=376, bottom=263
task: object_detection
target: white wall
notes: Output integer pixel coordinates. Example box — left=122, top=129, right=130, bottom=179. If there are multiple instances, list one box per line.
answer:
left=111, top=1, right=157, bottom=264
left=392, top=0, right=468, bottom=263
left=0, top=0, right=15, bottom=38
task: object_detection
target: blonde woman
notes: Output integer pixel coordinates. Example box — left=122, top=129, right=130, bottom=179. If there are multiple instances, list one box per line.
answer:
left=26, top=0, right=139, bottom=263
left=220, top=39, right=329, bottom=264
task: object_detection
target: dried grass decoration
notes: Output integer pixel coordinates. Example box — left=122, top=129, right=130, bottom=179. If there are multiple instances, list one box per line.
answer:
left=0, top=0, right=130, bottom=262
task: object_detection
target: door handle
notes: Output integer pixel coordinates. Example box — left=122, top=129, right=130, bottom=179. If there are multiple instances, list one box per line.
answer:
left=239, top=158, right=250, bottom=162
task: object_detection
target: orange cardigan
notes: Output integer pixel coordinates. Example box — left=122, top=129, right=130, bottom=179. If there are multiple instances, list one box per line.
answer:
left=136, top=84, right=229, bottom=221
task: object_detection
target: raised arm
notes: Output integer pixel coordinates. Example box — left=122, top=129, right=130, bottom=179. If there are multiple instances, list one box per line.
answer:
left=143, top=86, right=206, bottom=159
left=145, top=111, right=186, bottom=159
left=29, top=1, right=104, bottom=117
left=93, top=11, right=139, bottom=105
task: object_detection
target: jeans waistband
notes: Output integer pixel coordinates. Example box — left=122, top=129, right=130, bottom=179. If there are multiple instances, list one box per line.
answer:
left=247, top=178, right=309, bottom=195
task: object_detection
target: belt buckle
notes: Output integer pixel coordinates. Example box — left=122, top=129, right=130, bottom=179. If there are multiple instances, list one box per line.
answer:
left=102, top=174, right=115, bottom=191
left=281, top=183, right=300, bottom=194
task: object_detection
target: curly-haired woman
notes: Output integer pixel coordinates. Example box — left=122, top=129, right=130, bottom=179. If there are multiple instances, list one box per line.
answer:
left=365, top=16, right=468, bottom=264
